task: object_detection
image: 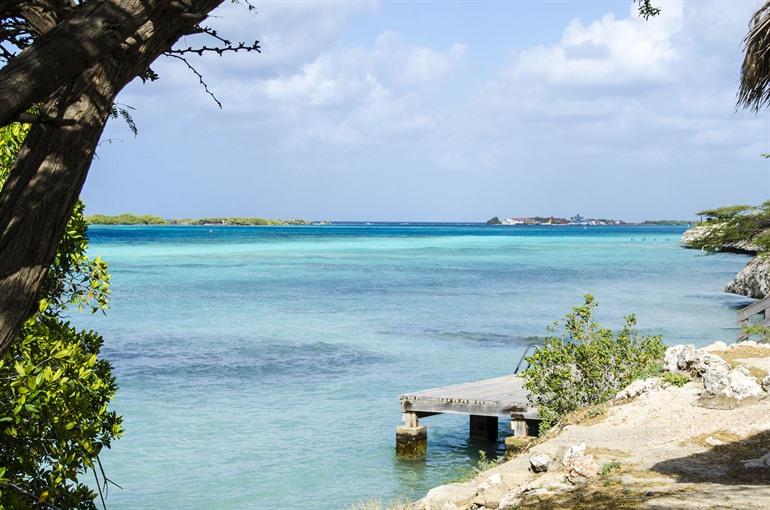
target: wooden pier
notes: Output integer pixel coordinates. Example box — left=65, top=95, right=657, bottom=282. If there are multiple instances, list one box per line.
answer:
left=738, top=295, right=770, bottom=339
left=396, top=374, right=539, bottom=457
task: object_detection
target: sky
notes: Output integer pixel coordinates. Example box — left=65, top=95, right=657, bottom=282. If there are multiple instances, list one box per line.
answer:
left=82, top=0, right=770, bottom=222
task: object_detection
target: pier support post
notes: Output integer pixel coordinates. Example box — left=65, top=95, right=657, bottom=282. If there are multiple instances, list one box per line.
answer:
left=396, top=412, right=427, bottom=458
left=469, top=415, right=498, bottom=441
left=511, top=417, right=528, bottom=437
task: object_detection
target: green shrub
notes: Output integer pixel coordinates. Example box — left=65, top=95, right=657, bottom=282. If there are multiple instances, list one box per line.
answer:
left=523, top=295, right=666, bottom=432
left=600, top=461, right=622, bottom=476
left=692, top=201, right=770, bottom=254
left=741, top=323, right=770, bottom=343
left=0, top=122, right=121, bottom=509
left=661, top=372, right=691, bottom=387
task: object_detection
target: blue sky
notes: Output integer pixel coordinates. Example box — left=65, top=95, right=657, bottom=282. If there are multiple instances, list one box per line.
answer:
left=83, top=0, right=770, bottom=222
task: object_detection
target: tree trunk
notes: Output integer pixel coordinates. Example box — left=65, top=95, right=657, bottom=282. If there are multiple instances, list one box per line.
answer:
left=0, top=0, right=224, bottom=354
left=0, top=0, right=168, bottom=127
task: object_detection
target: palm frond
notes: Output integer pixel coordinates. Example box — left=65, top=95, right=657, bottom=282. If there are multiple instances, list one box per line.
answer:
left=739, top=1, right=770, bottom=111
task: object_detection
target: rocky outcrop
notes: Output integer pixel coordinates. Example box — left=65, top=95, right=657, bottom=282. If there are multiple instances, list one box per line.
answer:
left=412, top=342, right=770, bottom=510
left=663, top=344, right=767, bottom=407
left=615, top=377, right=661, bottom=400
left=680, top=224, right=761, bottom=254
left=725, top=255, right=770, bottom=299
left=529, top=454, right=550, bottom=473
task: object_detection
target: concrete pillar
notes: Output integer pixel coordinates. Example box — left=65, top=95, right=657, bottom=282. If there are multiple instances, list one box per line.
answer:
left=396, top=412, right=427, bottom=458
left=469, top=415, right=498, bottom=441
left=511, top=418, right=528, bottom=437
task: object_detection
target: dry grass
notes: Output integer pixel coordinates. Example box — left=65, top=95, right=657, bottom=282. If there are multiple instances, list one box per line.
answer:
left=681, top=429, right=743, bottom=449
left=713, top=345, right=770, bottom=363
left=587, top=447, right=633, bottom=459
left=712, top=346, right=770, bottom=380
left=517, top=477, right=695, bottom=510
left=560, top=403, right=609, bottom=428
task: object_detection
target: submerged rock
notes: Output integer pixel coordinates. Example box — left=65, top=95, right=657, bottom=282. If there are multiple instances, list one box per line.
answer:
left=725, top=256, right=770, bottom=299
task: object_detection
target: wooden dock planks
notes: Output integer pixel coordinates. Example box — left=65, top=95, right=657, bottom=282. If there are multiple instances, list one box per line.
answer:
left=399, top=374, right=537, bottom=419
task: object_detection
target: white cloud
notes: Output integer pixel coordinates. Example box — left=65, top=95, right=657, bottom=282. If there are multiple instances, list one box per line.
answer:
left=254, top=31, right=465, bottom=143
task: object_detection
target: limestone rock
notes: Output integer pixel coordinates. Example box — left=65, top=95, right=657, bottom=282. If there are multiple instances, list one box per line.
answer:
left=703, top=341, right=729, bottom=352
left=681, top=224, right=761, bottom=254
left=498, top=490, right=522, bottom=509
left=762, top=375, right=770, bottom=392
left=473, top=473, right=510, bottom=509
left=616, top=377, right=661, bottom=400
left=702, top=367, right=764, bottom=407
left=725, top=256, right=770, bottom=299
left=522, top=475, right=575, bottom=497
left=663, top=344, right=730, bottom=378
left=744, top=452, right=770, bottom=469
left=421, top=482, right=476, bottom=509
left=561, top=443, right=586, bottom=466
left=529, top=453, right=551, bottom=473
left=565, top=454, right=600, bottom=484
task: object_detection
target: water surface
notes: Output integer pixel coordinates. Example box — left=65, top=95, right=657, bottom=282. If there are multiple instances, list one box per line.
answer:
left=74, top=224, right=752, bottom=508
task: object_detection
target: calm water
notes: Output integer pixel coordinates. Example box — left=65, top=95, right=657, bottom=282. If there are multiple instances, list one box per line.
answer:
left=73, top=224, right=752, bottom=509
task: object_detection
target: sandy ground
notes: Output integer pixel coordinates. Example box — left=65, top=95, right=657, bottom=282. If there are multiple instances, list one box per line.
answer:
left=414, top=344, right=770, bottom=510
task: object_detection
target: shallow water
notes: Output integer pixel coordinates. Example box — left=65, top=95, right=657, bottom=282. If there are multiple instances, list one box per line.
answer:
left=73, top=224, right=751, bottom=509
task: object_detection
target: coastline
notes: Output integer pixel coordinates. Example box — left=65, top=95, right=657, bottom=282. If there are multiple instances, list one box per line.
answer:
left=397, top=341, right=770, bottom=510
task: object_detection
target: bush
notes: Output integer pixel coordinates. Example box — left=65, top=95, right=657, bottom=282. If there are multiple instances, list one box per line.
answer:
left=523, top=295, right=666, bottom=432
left=661, top=372, right=691, bottom=387
left=0, top=122, right=121, bottom=509
left=692, top=201, right=770, bottom=254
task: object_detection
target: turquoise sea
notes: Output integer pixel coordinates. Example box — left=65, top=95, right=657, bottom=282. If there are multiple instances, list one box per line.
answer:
left=73, top=224, right=752, bottom=509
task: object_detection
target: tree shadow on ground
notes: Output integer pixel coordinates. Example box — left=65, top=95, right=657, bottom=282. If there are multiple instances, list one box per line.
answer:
left=651, top=429, right=770, bottom=484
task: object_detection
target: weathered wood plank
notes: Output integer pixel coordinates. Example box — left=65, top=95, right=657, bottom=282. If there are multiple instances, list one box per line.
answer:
left=399, top=374, right=537, bottom=418
left=737, top=296, right=770, bottom=322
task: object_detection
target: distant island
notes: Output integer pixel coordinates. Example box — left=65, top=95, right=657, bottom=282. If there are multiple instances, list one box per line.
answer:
left=86, top=213, right=309, bottom=226
left=486, top=215, right=691, bottom=226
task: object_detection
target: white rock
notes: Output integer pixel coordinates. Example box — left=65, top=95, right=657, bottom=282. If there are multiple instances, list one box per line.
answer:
left=743, top=452, right=770, bottom=469
left=421, top=483, right=476, bottom=509
left=664, top=345, right=731, bottom=378
left=703, top=341, right=728, bottom=352
left=725, top=256, right=770, bottom=299
left=562, top=443, right=586, bottom=466
left=663, top=345, right=697, bottom=373
left=616, top=377, right=661, bottom=400
left=476, top=472, right=502, bottom=492
left=498, top=490, right=522, bottom=509
left=565, top=454, right=600, bottom=484
left=529, top=453, right=551, bottom=473
left=705, top=436, right=727, bottom=446
left=762, top=375, right=770, bottom=392
left=704, top=367, right=763, bottom=401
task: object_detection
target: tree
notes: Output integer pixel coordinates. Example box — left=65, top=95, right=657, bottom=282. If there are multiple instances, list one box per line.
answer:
left=739, top=1, right=770, bottom=111
left=0, top=1, right=259, bottom=354
left=0, top=122, right=121, bottom=509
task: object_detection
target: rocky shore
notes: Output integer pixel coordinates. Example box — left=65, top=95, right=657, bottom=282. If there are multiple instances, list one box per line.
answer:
left=681, top=225, right=769, bottom=299
left=411, top=341, right=770, bottom=510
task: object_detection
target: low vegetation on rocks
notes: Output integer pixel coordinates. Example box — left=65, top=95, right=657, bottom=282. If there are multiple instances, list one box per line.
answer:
left=522, top=295, right=666, bottom=431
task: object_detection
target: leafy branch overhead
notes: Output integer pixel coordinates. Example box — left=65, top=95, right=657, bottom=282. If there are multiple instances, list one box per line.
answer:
left=0, top=0, right=265, bottom=356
